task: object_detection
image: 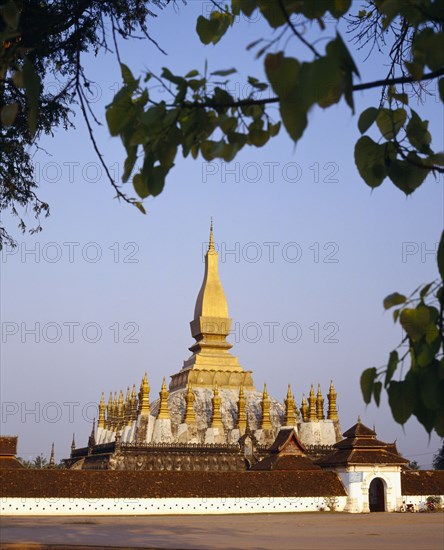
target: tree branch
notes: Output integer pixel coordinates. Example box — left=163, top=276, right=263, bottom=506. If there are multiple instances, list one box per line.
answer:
left=277, top=0, right=321, bottom=59
left=180, top=68, right=444, bottom=109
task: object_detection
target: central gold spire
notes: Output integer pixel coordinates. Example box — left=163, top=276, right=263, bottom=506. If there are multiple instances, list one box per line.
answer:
left=193, top=220, right=229, bottom=320
left=169, top=222, right=254, bottom=391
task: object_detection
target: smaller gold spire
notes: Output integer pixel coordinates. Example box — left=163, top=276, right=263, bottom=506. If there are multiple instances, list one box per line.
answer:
left=117, top=390, right=124, bottom=430
left=261, top=383, right=272, bottom=429
left=157, top=378, right=170, bottom=419
left=106, top=391, right=113, bottom=430
left=113, top=392, right=118, bottom=431
left=284, top=384, right=296, bottom=426
left=316, top=384, right=325, bottom=420
left=130, top=384, right=138, bottom=421
left=301, top=394, right=308, bottom=422
left=98, top=392, right=106, bottom=429
left=125, top=387, right=131, bottom=426
left=237, top=383, right=247, bottom=431
left=327, top=380, right=338, bottom=421
left=139, top=373, right=150, bottom=416
left=184, top=381, right=196, bottom=424
left=211, top=384, right=223, bottom=428
left=308, top=385, right=317, bottom=422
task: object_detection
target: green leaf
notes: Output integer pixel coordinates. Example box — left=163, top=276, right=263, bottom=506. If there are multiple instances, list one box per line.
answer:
left=376, top=108, right=407, bottom=139
left=354, top=136, right=388, bottom=188
left=122, top=147, right=138, bottom=183
left=373, top=381, right=382, bottom=406
left=361, top=367, right=377, bottom=405
left=438, top=230, right=444, bottom=281
left=134, top=201, right=146, bottom=215
left=0, top=103, right=19, bottom=127
left=211, top=68, right=237, bottom=77
left=385, top=351, right=399, bottom=387
left=435, top=408, right=444, bottom=436
left=239, top=0, right=257, bottom=17
left=121, top=64, right=137, bottom=86
left=383, top=292, right=406, bottom=310
left=387, top=155, right=430, bottom=195
left=358, top=107, right=378, bottom=134
left=196, top=12, right=233, bottom=45
left=400, top=306, right=432, bottom=342
left=388, top=379, right=416, bottom=424
left=404, top=61, right=424, bottom=80
left=388, top=86, right=409, bottom=105
left=413, top=29, right=444, bottom=71
left=331, top=0, right=352, bottom=17
left=280, top=100, right=308, bottom=142
left=133, top=173, right=149, bottom=199
left=420, top=283, right=433, bottom=300
left=264, top=53, right=300, bottom=100
left=406, top=110, right=432, bottom=154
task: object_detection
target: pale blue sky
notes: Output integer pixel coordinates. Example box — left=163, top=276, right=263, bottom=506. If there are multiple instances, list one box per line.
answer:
left=1, top=2, right=443, bottom=466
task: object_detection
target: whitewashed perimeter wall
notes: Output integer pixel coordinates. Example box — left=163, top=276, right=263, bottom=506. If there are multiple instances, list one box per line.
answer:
left=1, top=496, right=347, bottom=516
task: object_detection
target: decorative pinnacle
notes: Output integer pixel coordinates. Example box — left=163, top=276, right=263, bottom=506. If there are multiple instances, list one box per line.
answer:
left=157, top=377, right=170, bottom=420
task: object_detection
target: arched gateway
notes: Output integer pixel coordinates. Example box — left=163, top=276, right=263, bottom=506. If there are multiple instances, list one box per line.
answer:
left=369, top=477, right=385, bottom=512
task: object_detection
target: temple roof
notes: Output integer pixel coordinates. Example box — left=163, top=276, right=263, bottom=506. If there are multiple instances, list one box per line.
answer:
left=252, top=428, right=322, bottom=471
left=316, top=420, right=409, bottom=467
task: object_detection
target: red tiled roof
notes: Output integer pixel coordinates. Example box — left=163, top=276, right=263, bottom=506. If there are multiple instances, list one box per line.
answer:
left=0, top=470, right=347, bottom=498
left=401, top=470, right=444, bottom=495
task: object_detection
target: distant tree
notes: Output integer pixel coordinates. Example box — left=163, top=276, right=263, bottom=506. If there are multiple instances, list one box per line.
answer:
left=433, top=442, right=444, bottom=469
left=408, top=460, right=420, bottom=470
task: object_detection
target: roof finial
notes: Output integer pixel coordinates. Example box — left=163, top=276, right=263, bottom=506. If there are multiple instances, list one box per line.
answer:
left=357, top=415, right=361, bottom=423
left=209, top=217, right=214, bottom=251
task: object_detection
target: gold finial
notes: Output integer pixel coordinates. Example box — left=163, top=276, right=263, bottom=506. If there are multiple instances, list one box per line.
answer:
left=237, top=383, right=247, bottom=432
left=261, top=383, right=272, bottom=429
left=157, top=378, right=170, bottom=419
left=327, top=380, right=338, bottom=421
left=209, top=218, right=214, bottom=251
left=211, top=383, right=223, bottom=428
left=184, top=381, right=196, bottom=423
left=357, top=415, right=361, bottom=423
left=316, top=384, right=325, bottom=420
left=284, top=384, right=296, bottom=426
left=98, top=392, right=106, bottom=428
left=308, top=385, right=317, bottom=422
